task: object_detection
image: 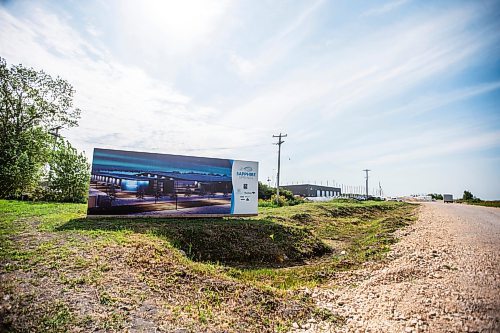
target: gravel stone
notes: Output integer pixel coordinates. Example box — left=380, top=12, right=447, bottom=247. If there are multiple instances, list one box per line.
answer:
left=291, top=202, right=500, bottom=333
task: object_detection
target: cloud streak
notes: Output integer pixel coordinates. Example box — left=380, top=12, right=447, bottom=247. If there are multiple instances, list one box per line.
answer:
left=361, top=0, right=410, bottom=17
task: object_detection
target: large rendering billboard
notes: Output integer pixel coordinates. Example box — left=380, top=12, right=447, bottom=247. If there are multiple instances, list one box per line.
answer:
left=87, top=148, right=258, bottom=217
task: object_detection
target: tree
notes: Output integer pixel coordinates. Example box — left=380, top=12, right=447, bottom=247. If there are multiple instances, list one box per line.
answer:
left=428, top=193, right=443, bottom=200
left=258, top=182, right=303, bottom=206
left=0, top=127, right=51, bottom=198
left=0, top=57, right=80, bottom=198
left=258, top=182, right=275, bottom=199
left=47, top=139, right=90, bottom=203
left=463, top=190, right=473, bottom=201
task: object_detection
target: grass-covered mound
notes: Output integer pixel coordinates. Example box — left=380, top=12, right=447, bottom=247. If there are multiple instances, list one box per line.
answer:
left=59, top=218, right=330, bottom=267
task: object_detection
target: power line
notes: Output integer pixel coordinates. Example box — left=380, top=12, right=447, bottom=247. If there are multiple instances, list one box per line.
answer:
left=272, top=133, right=287, bottom=202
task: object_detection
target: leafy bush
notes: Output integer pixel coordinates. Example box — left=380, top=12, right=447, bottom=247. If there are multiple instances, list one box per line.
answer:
left=270, top=194, right=287, bottom=207
left=0, top=128, right=51, bottom=198
left=463, top=190, right=474, bottom=201
left=258, top=199, right=279, bottom=208
left=46, top=139, right=90, bottom=203
left=258, top=182, right=275, bottom=200
left=428, top=193, right=443, bottom=200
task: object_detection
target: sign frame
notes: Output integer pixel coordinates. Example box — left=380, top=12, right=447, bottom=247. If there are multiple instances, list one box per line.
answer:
left=87, top=148, right=258, bottom=218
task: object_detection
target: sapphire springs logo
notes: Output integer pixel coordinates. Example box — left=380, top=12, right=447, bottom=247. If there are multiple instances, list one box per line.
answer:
left=237, top=166, right=256, bottom=178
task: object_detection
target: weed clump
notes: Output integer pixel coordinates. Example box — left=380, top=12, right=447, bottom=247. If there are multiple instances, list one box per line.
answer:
left=291, top=213, right=313, bottom=223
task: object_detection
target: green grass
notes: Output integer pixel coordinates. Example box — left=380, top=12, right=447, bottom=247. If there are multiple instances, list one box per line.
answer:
left=225, top=201, right=416, bottom=289
left=58, top=217, right=330, bottom=267
left=41, top=301, right=74, bottom=332
left=459, top=200, right=500, bottom=208
left=1, top=199, right=415, bottom=287
left=0, top=198, right=416, bottom=332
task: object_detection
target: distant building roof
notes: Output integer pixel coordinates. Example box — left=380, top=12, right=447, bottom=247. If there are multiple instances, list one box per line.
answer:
left=281, top=184, right=342, bottom=197
left=282, top=184, right=341, bottom=190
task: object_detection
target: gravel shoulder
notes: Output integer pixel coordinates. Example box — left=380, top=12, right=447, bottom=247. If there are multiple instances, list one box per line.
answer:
left=296, top=202, right=500, bottom=333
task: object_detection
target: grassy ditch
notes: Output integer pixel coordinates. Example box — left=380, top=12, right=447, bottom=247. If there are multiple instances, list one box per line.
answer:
left=59, top=218, right=330, bottom=267
left=233, top=200, right=417, bottom=289
left=456, top=200, right=500, bottom=208
left=0, top=199, right=416, bottom=332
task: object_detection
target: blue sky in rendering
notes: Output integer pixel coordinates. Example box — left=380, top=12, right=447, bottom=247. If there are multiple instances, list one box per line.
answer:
left=92, top=149, right=232, bottom=176
left=1, top=0, right=499, bottom=198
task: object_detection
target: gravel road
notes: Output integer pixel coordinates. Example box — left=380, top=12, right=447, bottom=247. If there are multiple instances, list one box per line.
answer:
left=294, top=203, right=500, bottom=333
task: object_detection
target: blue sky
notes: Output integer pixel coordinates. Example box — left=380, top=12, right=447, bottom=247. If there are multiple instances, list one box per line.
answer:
left=1, top=0, right=499, bottom=199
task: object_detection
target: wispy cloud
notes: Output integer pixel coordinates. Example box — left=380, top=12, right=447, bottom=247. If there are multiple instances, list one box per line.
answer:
left=296, top=124, right=500, bottom=172
left=361, top=0, right=410, bottom=17
left=374, top=81, right=500, bottom=118
left=229, top=0, right=325, bottom=78
left=224, top=5, right=494, bottom=130
left=367, top=131, right=500, bottom=165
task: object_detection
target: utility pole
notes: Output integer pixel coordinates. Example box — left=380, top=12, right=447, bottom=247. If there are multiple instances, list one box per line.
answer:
left=272, top=133, right=287, bottom=202
left=48, top=126, right=62, bottom=183
left=363, top=169, right=371, bottom=198
left=49, top=126, right=62, bottom=151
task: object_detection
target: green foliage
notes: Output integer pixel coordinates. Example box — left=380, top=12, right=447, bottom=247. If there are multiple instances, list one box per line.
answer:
left=0, top=57, right=80, bottom=132
left=0, top=127, right=51, bottom=198
left=259, top=182, right=304, bottom=207
left=47, top=139, right=90, bottom=203
left=258, top=181, right=275, bottom=199
left=0, top=57, right=81, bottom=200
left=456, top=190, right=483, bottom=205
left=463, top=190, right=474, bottom=201
left=270, top=194, right=287, bottom=207
left=41, top=301, right=74, bottom=332
left=463, top=200, right=500, bottom=208
left=281, top=189, right=305, bottom=206
left=428, top=193, right=443, bottom=200
left=258, top=199, right=279, bottom=208
left=59, top=216, right=330, bottom=267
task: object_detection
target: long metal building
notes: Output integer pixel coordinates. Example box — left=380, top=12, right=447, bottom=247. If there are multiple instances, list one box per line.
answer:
left=281, top=184, right=341, bottom=197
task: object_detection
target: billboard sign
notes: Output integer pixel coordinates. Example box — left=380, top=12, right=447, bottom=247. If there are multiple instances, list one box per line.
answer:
left=87, top=148, right=258, bottom=217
